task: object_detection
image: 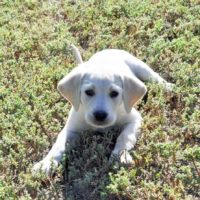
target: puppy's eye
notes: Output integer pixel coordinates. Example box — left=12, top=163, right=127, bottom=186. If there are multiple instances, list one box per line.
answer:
left=110, top=90, right=119, bottom=98
left=85, top=89, right=95, bottom=97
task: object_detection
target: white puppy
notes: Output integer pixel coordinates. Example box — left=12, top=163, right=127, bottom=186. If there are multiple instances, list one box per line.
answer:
left=33, top=46, right=173, bottom=174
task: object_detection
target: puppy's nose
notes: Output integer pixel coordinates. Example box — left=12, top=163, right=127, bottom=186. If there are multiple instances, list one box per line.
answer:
left=93, top=110, right=108, bottom=122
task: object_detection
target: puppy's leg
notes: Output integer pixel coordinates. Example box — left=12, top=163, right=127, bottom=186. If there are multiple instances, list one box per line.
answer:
left=111, top=117, right=141, bottom=164
left=126, top=57, right=174, bottom=90
left=32, top=120, right=78, bottom=175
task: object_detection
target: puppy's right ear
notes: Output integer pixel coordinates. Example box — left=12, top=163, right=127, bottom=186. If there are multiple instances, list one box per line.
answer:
left=57, top=68, right=82, bottom=111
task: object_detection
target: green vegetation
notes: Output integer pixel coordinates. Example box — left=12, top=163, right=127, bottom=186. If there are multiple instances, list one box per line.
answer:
left=0, top=0, right=199, bottom=199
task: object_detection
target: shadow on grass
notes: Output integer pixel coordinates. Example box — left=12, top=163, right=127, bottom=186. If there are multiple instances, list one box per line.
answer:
left=62, top=128, right=121, bottom=200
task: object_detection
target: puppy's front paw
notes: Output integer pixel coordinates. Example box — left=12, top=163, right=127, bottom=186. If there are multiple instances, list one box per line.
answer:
left=111, top=150, right=133, bottom=165
left=119, top=150, right=133, bottom=164
left=32, top=158, right=58, bottom=175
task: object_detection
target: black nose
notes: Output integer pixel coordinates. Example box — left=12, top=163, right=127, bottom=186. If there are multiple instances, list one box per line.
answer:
left=93, top=110, right=108, bottom=122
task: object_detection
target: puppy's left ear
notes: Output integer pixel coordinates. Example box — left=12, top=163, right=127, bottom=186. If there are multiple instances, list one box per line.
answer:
left=123, top=75, right=147, bottom=113
left=57, top=68, right=82, bottom=111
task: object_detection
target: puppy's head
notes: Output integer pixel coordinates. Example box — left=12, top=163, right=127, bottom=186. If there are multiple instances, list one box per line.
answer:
left=58, top=64, right=146, bottom=128
left=80, top=72, right=124, bottom=128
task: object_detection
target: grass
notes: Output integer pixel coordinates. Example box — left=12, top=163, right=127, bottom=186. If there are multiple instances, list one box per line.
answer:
left=0, top=0, right=199, bottom=199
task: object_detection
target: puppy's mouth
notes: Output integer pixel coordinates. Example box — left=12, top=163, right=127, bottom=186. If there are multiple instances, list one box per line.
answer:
left=86, top=115, right=115, bottom=129
left=91, top=120, right=113, bottom=128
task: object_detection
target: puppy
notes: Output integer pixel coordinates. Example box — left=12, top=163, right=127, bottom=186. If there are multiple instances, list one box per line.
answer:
left=33, top=46, right=173, bottom=174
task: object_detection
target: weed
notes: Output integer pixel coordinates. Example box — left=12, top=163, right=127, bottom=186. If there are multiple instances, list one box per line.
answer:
left=0, top=0, right=199, bottom=199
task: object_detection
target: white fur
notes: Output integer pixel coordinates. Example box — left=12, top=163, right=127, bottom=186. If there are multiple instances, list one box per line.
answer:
left=33, top=47, right=173, bottom=174
left=70, top=44, right=83, bottom=64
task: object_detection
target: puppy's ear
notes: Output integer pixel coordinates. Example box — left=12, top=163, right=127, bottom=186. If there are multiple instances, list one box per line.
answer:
left=57, top=68, right=82, bottom=111
left=123, top=75, right=147, bottom=113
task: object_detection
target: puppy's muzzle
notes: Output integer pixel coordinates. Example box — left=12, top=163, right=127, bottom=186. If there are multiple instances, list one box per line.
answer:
left=93, top=110, right=108, bottom=122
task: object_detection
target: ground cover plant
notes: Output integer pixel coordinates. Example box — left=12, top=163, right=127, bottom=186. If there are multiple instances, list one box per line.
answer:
left=0, top=0, right=199, bottom=199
